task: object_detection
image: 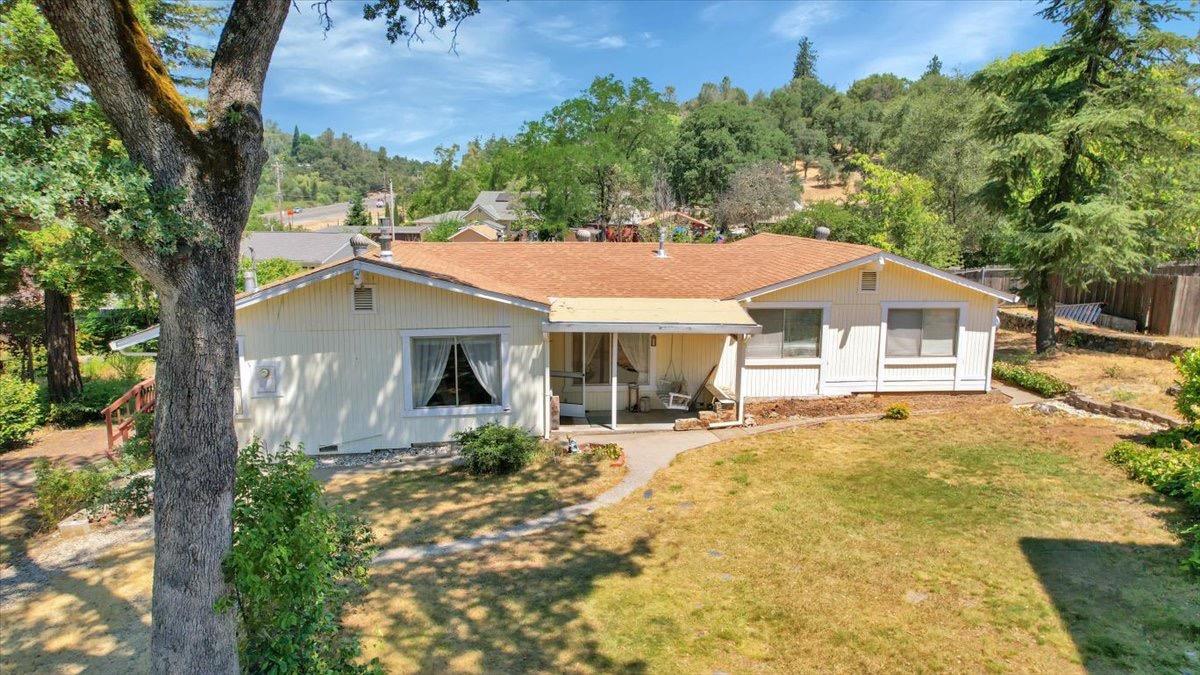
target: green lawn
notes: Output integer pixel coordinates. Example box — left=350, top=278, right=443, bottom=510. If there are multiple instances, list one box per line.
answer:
left=4, top=408, right=1196, bottom=673
left=354, top=407, right=1198, bottom=673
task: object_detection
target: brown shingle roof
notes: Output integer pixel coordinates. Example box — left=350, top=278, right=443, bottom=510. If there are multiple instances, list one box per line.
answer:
left=380, top=233, right=880, bottom=304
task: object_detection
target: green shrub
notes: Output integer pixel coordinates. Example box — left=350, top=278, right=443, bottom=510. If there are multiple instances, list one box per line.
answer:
left=1107, top=437, right=1199, bottom=573
left=33, top=453, right=153, bottom=528
left=883, top=403, right=911, bottom=420
left=105, top=352, right=148, bottom=381
left=453, top=423, right=539, bottom=475
left=94, top=474, right=154, bottom=522
left=225, top=441, right=377, bottom=673
left=47, top=378, right=138, bottom=427
left=120, top=412, right=155, bottom=464
left=0, top=375, right=44, bottom=448
left=992, top=361, right=1073, bottom=397
left=33, top=458, right=111, bottom=526
left=584, top=442, right=623, bottom=462
left=1174, top=348, right=1200, bottom=424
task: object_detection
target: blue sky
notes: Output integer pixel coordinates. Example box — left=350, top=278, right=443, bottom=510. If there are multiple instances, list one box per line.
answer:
left=263, top=0, right=1069, bottom=161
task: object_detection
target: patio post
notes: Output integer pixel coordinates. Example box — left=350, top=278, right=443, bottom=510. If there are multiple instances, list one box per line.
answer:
left=542, top=332, right=551, bottom=439
left=610, top=332, right=618, bottom=429
left=735, top=334, right=746, bottom=425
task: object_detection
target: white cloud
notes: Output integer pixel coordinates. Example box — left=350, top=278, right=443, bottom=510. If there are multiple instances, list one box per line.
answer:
left=263, top=2, right=567, bottom=159
left=594, top=35, right=627, bottom=49
left=770, top=1, right=842, bottom=40
left=854, top=2, right=1036, bottom=78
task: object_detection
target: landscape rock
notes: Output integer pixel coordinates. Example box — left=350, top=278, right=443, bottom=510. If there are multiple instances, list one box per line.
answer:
left=674, top=417, right=707, bottom=431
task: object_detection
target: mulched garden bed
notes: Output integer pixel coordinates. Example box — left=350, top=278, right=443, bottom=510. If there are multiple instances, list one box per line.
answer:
left=745, top=391, right=1011, bottom=421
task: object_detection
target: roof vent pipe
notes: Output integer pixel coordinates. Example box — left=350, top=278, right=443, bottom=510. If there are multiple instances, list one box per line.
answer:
left=656, top=226, right=668, bottom=258
left=243, top=246, right=258, bottom=292
left=349, top=233, right=372, bottom=257
left=378, top=232, right=393, bottom=262
left=813, top=225, right=830, bottom=240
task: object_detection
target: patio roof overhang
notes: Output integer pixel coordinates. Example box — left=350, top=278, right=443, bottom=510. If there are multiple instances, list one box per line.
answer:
left=543, top=297, right=761, bottom=334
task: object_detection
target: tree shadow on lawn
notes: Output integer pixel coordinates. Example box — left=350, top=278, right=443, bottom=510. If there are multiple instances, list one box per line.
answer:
left=1, top=535, right=151, bottom=672
left=328, top=459, right=615, bottom=550
left=362, top=513, right=650, bottom=673
left=1020, top=536, right=1199, bottom=673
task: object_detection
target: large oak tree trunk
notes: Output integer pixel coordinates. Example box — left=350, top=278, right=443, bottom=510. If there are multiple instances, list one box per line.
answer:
left=44, top=287, right=82, bottom=402
left=150, top=247, right=240, bottom=673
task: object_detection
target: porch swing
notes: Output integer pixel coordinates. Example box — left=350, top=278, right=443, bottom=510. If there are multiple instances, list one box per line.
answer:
left=656, top=336, right=690, bottom=410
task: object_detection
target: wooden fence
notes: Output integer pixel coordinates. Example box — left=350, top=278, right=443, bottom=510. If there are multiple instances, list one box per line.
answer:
left=950, top=264, right=1200, bottom=337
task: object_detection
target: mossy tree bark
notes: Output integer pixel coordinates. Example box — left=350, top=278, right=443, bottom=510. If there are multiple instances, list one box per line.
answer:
left=36, top=1, right=290, bottom=672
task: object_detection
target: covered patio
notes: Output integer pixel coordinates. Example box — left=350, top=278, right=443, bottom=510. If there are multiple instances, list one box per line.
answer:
left=542, top=297, right=761, bottom=433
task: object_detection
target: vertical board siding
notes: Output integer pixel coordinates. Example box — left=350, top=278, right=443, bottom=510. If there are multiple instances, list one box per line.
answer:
left=744, top=365, right=820, bottom=398
left=752, top=264, right=996, bottom=394
left=236, top=271, right=545, bottom=453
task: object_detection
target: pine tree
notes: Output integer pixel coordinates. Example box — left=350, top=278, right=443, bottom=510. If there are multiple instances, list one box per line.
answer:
left=974, top=0, right=1199, bottom=352
left=924, top=54, right=943, bottom=77
left=792, top=36, right=817, bottom=80
left=290, top=124, right=301, bottom=157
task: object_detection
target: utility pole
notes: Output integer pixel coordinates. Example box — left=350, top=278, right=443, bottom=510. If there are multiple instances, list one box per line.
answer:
left=388, top=178, right=396, bottom=242
left=273, top=158, right=284, bottom=232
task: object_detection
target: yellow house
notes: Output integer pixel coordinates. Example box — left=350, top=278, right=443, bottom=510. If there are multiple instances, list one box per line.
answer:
left=113, top=234, right=1016, bottom=454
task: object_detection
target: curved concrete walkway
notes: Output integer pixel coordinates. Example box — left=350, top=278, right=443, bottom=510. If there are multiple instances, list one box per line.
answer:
left=373, top=392, right=1035, bottom=565
left=374, top=429, right=719, bottom=564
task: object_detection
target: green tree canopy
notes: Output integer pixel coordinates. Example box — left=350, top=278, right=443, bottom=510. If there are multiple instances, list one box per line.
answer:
left=669, top=102, right=791, bottom=205
left=973, top=0, right=1200, bottom=351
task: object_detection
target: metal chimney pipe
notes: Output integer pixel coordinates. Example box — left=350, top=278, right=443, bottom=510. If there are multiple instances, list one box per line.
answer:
left=813, top=225, right=831, bottom=240
left=656, top=226, right=668, bottom=258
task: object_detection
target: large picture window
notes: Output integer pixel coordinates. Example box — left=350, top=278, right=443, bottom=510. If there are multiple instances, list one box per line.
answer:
left=746, top=308, right=822, bottom=359
left=886, top=308, right=958, bottom=357
left=410, top=334, right=502, bottom=409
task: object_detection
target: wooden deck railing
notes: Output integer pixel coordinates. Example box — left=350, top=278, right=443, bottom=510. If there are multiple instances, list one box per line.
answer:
left=101, top=376, right=156, bottom=459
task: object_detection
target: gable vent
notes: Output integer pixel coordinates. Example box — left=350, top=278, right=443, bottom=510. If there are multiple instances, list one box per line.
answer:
left=352, top=286, right=375, bottom=312
left=860, top=270, right=878, bottom=292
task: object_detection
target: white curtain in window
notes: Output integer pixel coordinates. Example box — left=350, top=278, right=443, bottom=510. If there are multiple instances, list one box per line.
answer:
left=584, top=333, right=606, bottom=383
left=459, top=335, right=502, bottom=402
left=412, top=337, right=453, bottom=407
left=618, top=334, right=650, bottom=380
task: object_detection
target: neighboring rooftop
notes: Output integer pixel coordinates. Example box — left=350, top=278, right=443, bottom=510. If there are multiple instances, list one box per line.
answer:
left=471, top=191, right=537, bottom=223
left=241, top=232, right=375, bottom=267
left=409, top=210, right=469, bottom=226
left=380, top=233, right=881, bottom=304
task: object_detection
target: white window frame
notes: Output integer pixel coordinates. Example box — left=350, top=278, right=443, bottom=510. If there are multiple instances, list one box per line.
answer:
left=235, top=336, right=250, bottom=419
left=877, top=302, right=968, bottom=389
left=401, top=326, right=511, bottom=417
left=742, top=302, right=830, bottom=367
left=350, top=284, right=376, bottom=314
left=859, top=269, right=880, bottom=294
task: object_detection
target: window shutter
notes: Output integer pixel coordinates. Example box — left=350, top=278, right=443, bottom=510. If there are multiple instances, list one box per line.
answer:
left=860, top=270, right=878, bottom=292
left=352, top=286, right=375, bottom=312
